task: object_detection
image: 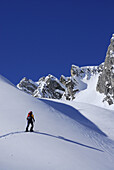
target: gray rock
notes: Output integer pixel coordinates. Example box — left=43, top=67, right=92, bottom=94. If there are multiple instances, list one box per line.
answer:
left=60, top=75, right=79, bottom=100
left=17, top=77, right=38, bottom=94
left=17, top=64, right=102, bottom=101
left=34, top=74, right=65, bottom=99
left=96, top=34, right=114, bottom=105
left=71, top=64, right=103, bottom=79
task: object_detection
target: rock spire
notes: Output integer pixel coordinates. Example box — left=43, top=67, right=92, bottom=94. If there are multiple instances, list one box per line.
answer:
left=96, top=34, right=114, bottom=104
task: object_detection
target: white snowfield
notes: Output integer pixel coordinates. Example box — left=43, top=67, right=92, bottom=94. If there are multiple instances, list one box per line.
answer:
left=0, top=74, right=114, bottom=170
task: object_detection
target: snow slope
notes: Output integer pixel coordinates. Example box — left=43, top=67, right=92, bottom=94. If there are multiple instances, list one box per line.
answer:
left=0, top=75, right=114, bottom=170
left=74, top=74, right=111, bottom=109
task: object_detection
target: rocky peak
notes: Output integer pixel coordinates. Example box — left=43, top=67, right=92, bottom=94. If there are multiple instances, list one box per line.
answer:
left=17, top=63, right=103, bottom=101
left=71, top=64, right=103, bottom=79
left=60, top=75, right=79, bottom=100
left=18, top=75, right=66, bottom=99
left=96, top=34, right=114, bottom=105
left=34, top=74, right=66, bottom=99
left=17, top=77, right=38, bottom=94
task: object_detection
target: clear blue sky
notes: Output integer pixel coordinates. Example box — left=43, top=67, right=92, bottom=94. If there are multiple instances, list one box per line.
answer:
left=0, top=0, right=114, bottom=84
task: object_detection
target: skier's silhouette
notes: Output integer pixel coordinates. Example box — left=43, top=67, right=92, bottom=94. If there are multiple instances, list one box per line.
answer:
left=26, top=111, right=35, bottom=132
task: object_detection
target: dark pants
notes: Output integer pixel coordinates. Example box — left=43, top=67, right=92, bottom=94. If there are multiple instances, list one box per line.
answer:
left=26, top=120, right=34, bottom=131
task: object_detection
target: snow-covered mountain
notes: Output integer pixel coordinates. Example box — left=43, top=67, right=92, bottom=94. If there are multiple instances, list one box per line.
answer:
left=0, top=73, right=114, bottom=170
left=17, top=63, right=104, bottom=101
left=17, top=34, right=114, bottom=106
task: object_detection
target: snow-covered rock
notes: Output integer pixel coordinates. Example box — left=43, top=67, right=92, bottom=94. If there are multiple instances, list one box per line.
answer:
left=17, top=77, right=38, bottom=94
left=96, top=34, right=114, bottom=105
left=71, top=64, right=103, bottom=78
left=17, top=65, right=103, bottom=101
left=33, top=74, right=66, bottom=99
left=17, top=75, right=66, bottom=99
left=60, top=75, right=79, bottom=100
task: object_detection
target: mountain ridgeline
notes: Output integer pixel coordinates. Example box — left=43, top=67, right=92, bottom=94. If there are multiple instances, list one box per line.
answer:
left=17, top=65, right=103, bottom=100
left=17, top=34, right=114, bottom=105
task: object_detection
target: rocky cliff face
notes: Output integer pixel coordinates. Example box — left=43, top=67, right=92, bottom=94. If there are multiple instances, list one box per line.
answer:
left=33, top=75, right=65, bottom=99
left=17, top=75, right=66, bottom=99
left=17, top=77, right=38, bottom=94
left=17, top=64, right=103, bottom=101
left=96, top=34, right=114, bottom=105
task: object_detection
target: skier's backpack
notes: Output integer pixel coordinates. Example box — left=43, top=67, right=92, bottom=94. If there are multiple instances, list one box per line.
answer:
left=27, top=111, right=32, bottom=120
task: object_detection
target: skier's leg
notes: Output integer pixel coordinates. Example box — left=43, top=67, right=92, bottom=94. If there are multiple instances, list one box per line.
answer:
left=26, top=121, right=30, bottom=132
left=30, top=121, right=34, bottom=132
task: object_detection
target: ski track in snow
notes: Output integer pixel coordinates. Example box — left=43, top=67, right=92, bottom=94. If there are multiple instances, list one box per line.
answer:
left=86, top=129, right=114, bottom=159
left=0, top=131, right=103, bottom=152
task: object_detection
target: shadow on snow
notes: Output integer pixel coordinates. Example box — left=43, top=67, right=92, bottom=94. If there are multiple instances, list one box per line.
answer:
left=41, top=99, right=107, bottom=137
left=0, top=99, right=107, bottom=153
left=0, top=131, right=103, bottom=152
left=34, top=131, right=103, bottom=152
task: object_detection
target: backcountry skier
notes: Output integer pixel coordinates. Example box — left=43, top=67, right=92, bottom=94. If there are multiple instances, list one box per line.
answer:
left=26, top=111, right=35, bottom=132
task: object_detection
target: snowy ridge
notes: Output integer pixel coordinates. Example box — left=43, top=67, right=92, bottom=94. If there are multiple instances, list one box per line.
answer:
left=71, top=63, right=104, bottom=78
left=0, top=74, right=15, bottom=87
left=17, top=63, right=104, bottom=101
left=0, top=74, right=114, bottom=170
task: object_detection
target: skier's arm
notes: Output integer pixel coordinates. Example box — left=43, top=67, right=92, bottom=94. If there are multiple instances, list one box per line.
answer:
left=32, top=114, right=35, bottom=122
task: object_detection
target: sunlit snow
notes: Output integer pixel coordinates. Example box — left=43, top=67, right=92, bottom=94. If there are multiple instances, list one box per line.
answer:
left=0, top=75, right=114, bottom=170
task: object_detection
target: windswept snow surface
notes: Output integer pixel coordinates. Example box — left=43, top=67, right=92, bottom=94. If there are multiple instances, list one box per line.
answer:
left=0, top=75, right=114, bottom=170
